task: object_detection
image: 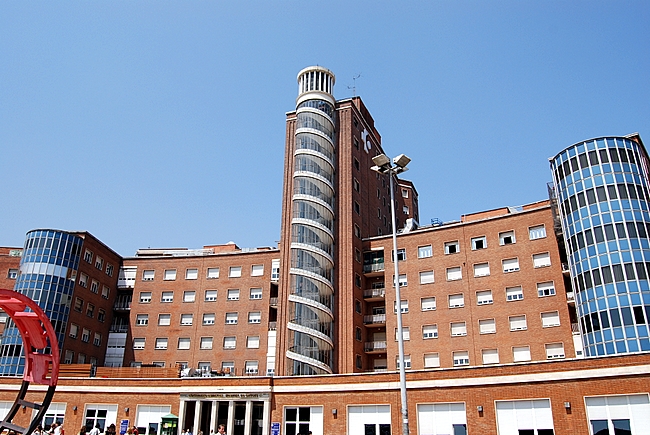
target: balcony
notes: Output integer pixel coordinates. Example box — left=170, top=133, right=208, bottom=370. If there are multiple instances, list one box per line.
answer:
left=363, top=262, right=385, bottom=276
left=268, top=321, right=277, bottom=331
left=571, top=323, right=580, bottom=334
left=270, top=297, right=278, bottom=307
left=363, top=287, right=386, bottom=301
left=363, top=314, right=386, bottom=326
left=113, top=297, right=132, bottom=311
left=364, top=341, right=387, bottom=353
left=566, top=291, right=575, bottom=304
left=562, top=263, right=570, bottom=275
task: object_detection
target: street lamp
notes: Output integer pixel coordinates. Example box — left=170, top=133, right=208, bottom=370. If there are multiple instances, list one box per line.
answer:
left=371, top=152, right=411, bottom=435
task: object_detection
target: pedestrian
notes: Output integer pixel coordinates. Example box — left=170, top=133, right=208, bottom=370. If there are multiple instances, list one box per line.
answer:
left=79, top=426, right=87, bottom=435
left=216, top=425, right=226, bottom=435
left=105, top=424, right=116, bottom=435
left=89, top=425, right=100, bottom=435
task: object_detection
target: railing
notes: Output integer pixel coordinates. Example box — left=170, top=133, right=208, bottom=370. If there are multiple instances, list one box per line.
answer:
left=364, top=341, right=387, bottom=352
left=566, top=291, right=575, bottom=302
left=363, top=314, right=386, bottom=325
left=113, top=299, right=132, bottom=311
left=363, top=288, right=386, bottom=299
left=270, top=297, right=278, bottom=306
left=562, top=263, right=570, bottom=273
left=109, top=324, right=129, bottom=333
left=268, top=321, right=277, bottom=331
left=363, top=262, right=385, bottom=274
left=571, top=323, right=580, bottom=333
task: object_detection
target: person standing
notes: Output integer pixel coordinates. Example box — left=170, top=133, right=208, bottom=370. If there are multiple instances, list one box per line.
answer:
left=89, top=425, right=100, bottom=435
left=216, top=425, right=226, bottom=435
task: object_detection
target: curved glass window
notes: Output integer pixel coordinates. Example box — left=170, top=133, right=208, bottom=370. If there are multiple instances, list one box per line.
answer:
left=296, top=112, right=335, bottom=141
left=297, top=99, right=334, bottom=119
left=294, top=155, right=334, bottom=183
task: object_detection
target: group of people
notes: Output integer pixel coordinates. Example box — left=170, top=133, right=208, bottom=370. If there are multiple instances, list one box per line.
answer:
left=182, top=425, right=226, bottom=435
left=31, top=422, right=63, bottom=435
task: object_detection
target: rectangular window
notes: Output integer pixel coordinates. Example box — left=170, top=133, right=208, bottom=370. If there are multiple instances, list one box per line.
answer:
left=136, top=314, right=149, bottom=326
left=79, top=273, right=88, bottom=288
left=403, top=205, right=409, bottom=214
left=537, top=281, right=556, bottom=297
left=247, top=336, right=260, bottom=349
left=164, top=269, right=176, bottom=280
left=513, top=345, right=531, bottom=362
left=444, top=241, right=459, bottom=254
left=248, top=311, right=262, bottom=324
left=90, top=280, right=99, bottom=293
left=161, top=292, right=173, bottom=303
left=502, top=257, right=520, bottom=273
left=419, top=270, right=434, bottom=284
left=81, top=328, right=90, bottom=343
left=203, top=313, right=215, bottom=325
left=93, top=332, right=102, bottom=346
left=227, top=289, right=240, bottom=300
left=396, top=355, right=411, bottom=369
left=506, top=286, right=524, bottom=301
left=94, top=257, right=104, bottom=270
left=541, top=311, right=561, bottom=327
left=229, top=266, right=242, bottom=278
left=225, top=313, right=238, bottom=324
left=177, top=338, right=190, bottom=350
left=245, top=361, right=259, bottom=374
left=447, top=267, right=462, bottom=281
left=97, top=309, right=105, bottom=322
left=205, top=290, right=217, bottom=301
left=392, top=248, right=406, bottom=261
left=499, top=231, right=516, bottom=245
left=142, top=270, right=155, bottom=281
left=7, top=269, right=18, bottom=279
left=139, top=292, right=152, bottom=303
left=421, top=297, right=436, bottom=311
left=392, top=274, right=408, bottom=287
left=86, top=303, right=95, bottom=318
left=200, top=337, right=213, bottom=350
left=509, top=315, right=527, bottom=331
left=155, top=338, right=168, bottom=350
left=395, top=327, right=410, bottom=341
left=271, top=259, right=280, bottom=281
left=223, top=336, right=236, bottom=349
left=101, top=286, right=110, bottom=299
left=482, top=349, right=499, bottom=365
left=476, top=290, right=493, bottom=305
left=529, top=225, right=547, bottom=240
left=474, top=262, right=490, bottom=277
left=453, top=351, right=469, bottom=366
left=471, top=236, right=487, bottom=250
left=105, top=264, right=114, bottom=276
left=354, top=201, right=360, bottom=214
left=74, top=297, right=83, bottom=312
left=393, top=300, right=409, bottom=314
left=84, top=249, right=93, bottom=263
left=249, top=264, right=265, bottom=277
left=451, top=322, right=467, bottom=336
left=479, top=318, right=496, bottom=334
left=207, top=267, right=220, bottom=279
left=423, top=353, right=440, bottom=368
left=133, top=338, right=145, bottom=350
left=180, top=314, right=193, bottom=326
left=449, top=293, right=464, bottom=308
left=69, top=324, right=78, bottom=338
left=250, top=288, right=263, bottom=299
left=545, top=343, right=565, bottom=359
left=418, top=245, right=433, bottom=258
left=185, top=268, right=198, bottom=280
left=183, top=291, right=196, bottom=303
left=422, top=324, right=438, bottom=339
left=533, top=252, right=552, bottom=268
left=158, top=314, right=171, bottom=326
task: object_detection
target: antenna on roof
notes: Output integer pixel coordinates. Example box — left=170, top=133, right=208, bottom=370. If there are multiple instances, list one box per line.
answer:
left=348, top=74, right=361, bottom=96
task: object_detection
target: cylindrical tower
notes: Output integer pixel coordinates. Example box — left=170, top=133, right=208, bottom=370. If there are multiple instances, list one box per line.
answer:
left=551, top=135, right=650, bottom=357
left=286, top=66, right=337, bottom=375
left=0, top=230, right=82, bottom=376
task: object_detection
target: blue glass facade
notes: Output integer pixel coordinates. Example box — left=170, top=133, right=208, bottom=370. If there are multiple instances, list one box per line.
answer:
left=551, top=136, right=650, bottom=357
left=0, top=230, right=82, bottom=376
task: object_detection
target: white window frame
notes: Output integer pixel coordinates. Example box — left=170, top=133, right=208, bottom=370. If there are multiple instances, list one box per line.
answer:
left=502, top=257, right=520, bottom=273
left=506, top=286, right=524, bottom=301
left=225, top=312, right=238, bottom=324
left=423, top=353, right=440, bottom=368
left=223, top=336, right=236, bottom=349
left=444, top=240, right=460, bottom=254
left=185, top=268, right=198, bottom=280
left=164, top=269, right=177, bottom=281
left=142, top=270, right=155, bottom=281
left=537, top=281, right=556, bottom=297
left=139, top=292, right=152, bottom=303
left=471, top=236, right=487, bottom=250
left=205, top=290, right=217, bottom=301
left=446, top=267, right=462, bottom=281
left=250, top=288, right=263, bottom=299
left=482, top=349, right=499, bottom=365
left=513, top=345, right=531, bottom=362
left=418, top=245, right=433, bottom=258
left=183, top=291, right=196, bottom=303
left=545, top=342, right=565, bottom=359
left=155, top=338, right=168, bottom=350
left=133, top=338, right=145, bottom=350
left=394, top=300, right=409, bottom=314
left=479, top=318, right=496, bottom=334
left=202, top=313, right=215, bottom=325
left=421, top=297, right=436, bottom=311
left=474, top=262, right=490, bottom=277
left=229, top=266, right=242, bottom=278
left=453, top=351, right=469, bottom=366
left=448, top=293, right=464, bottom=308
left=200, top=337, right=213, bottom=350
left=450, top=322, right=467, bottom=337
left=227, top=289, right=240, bottom=300
left=499, top=230, right=516, bottom=245
left=136, top=314, right=148, bottom=326
left=158, top=314, right=171, bottom=326
left=422, top=324, right=438, bottom=339
left=207, top=267, right=220, bottom=279
left=529, top=224, right=547, bottom=240
left=533, top=252, right=552, bottom=268
left=509, top=315, right=527, bottom=331
left=247, top=336, right=260, bottom=349
left=248, top=311, right=262, bottom=324
left=177, top=337, right=191, bottom=350
left=161, top=291, right=173, bottom=303
left=476, top=290, right=493, bottom=305
left=251, top=265, right=264, bottom=276
left=419, top=270, right=434, bottom=284
left=395, top=327, right=410, bottom=341
left=180, top=314, right=193, bottom=326
left=541, top=311, right=561, bottom=328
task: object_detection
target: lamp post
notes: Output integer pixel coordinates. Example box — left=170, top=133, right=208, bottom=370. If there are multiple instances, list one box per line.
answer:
left=371, top=153, right=411, bottom=435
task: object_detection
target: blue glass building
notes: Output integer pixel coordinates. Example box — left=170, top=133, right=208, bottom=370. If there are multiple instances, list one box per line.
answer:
left=0, top=230, right=83, bottom=376
left=550, top=134, right=650, bottom=357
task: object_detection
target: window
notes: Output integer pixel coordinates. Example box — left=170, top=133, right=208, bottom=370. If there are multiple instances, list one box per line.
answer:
left=98, top=309, right=105, bottom=322
left=224, top=336, right=236, bottom=349
left=509, top=315, right=527, bottom=331
left=180, top=314, right=193, bottom=326
left=221, top=361, right=235, bottom=373
left=533, top=252, right=551, bottom=268
left=444, top=241, right=459, bottom=254
left=403, top=206, right=409, bottom=214
left=419, top=270, right=434, bottom=284
left=402, top=188, right=409, bottom=198
left=158, top=314, right=171, bottom=326
left=133, top=338, right=145, bottom=350
left=499, top=231, right=516, bottom=245
left=105, top=264, right=114, bottom=276
left=93, top=332, right=102, bottom=346
left=227, top=289, right=240, bottom=300
left=207, top=267, right=219, bottom=279
left=229, top=266, right=242, bottom=278
left=203, top=313, right=215, bottom=325
left=69, top=324, right=78, bottom=338
left=479, top=318, right=496, bottom=334
left=183, top=291, right=196, bottom=302
left=396, top=355, right=411, bottom=369
left=74, top=297, right=83, bottom=312
left=79, top=273, right=88, bottom=288
left=354, top=157, right=360, bottom=170
left=164, top=269, right=176, bottom=280
left=143, top=270, right=155, bottom=281
left=245, top=361, right=259, bottom=375
left=421, top=297, right=436, bottom=311
left=392, top=274, right=408, bottom=287
left=545, top=343, right=565, bottom=359
left=506, top=286, right=524, bottom=301
left=355, top=274, right=362, bottom=287
left=476, top=290, right=493, bottom=305
left=354, top=201, right=360, bottom=214
left=161, top=291, right=173, bottom=303
left=354, top=224, right=361, bottom=238
left=502, top=257, right=520, bottom=273
left=185, top=268, right=198, bottom=280
left=453, top=351, right=469, bottom=366
left=355, top=327, right=362, bottom=341
left=81, top=328, right=90, bottom=343
left=482, top=349, right=499, bottom=365
left=155, top=338, right=168, bottom=350
left=136, top=314, right=149, bottom=326
left=529, top=224, right=547, bottom=240
left=451, top=322, right=467, bottom=336
left=513, top=346, right=531, bottom=362
left=418, top=245, right=432, bottom=258
left=64, top=350, right=74, bottom=364
left=474, top=262, right=490, bottom=277
left=395, top=327, right=410, bottom=341
left=271, top=259, right=280, bottom=281
left=177, top=338, right=191, bottom=350
left=205, top=290, right=217, bottom=301
left=355, top=299, right=362, bottom=314
left=449, top=293, right=464, bottom=308
left=86, top=303, right=95, bottom=318
left=541, top=311, right=561, bottom=327
left=7, top=269, right=18, bottom=279
left=353, top=178, right=360, bottom=192
left=537, top=281, right=556, bottom=297
left=90, top=280, right=99, bottom=293
left=471, top=236, right=487, bottom=250
left=139, top=292, right=152, bottom=303
left=200, top=337, right=213, bottom=350
left=423, top=325, right=438, bottom=339
left=249, top=264, right=265, bottom=277
left=392, top=248, right=406, bottom=261
left=84, top=249, right=93, bottom=263
left=394, top=300, right=408, bottom=314
left=225, top=313, right=238, bottom=324
left=248, top=311, right=261, bottom=324
left=447, top=267, right=462, bottom=281
left=101, top=286, right=110, bottom=299
left=247, top=336, right=260, bottom=349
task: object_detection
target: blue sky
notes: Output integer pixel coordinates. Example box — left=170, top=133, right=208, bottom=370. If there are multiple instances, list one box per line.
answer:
left=1, top=1, right=648, bottom=256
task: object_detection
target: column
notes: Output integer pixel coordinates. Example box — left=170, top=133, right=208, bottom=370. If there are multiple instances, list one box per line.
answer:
left=227, top=401, right=234, bottom=435
left=262, top=400, right=270, bottom=435
left=244, top=401, right=252, bottom=435
left=192, top=402, right=200, bottom=435
left=209, top=400, right=218, bottom=434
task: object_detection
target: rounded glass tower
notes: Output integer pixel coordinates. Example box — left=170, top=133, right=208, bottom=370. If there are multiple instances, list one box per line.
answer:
left=0, top=230, right=82, bottom=376
left=550, top=135, right=650, bottom=357
left=286, top=66, right=336, bottom=375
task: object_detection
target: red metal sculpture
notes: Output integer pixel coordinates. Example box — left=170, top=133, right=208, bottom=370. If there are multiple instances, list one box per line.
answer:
left=0, top=288, right=60, bottom=435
